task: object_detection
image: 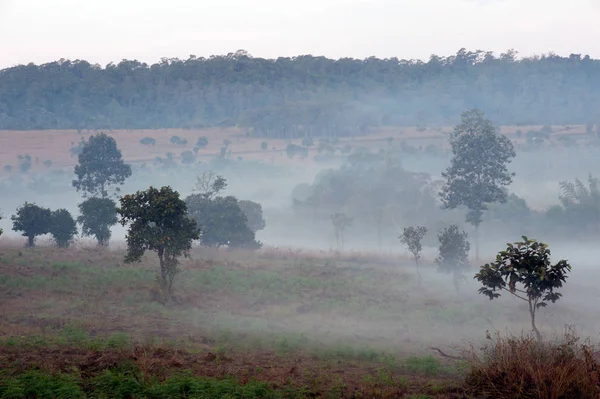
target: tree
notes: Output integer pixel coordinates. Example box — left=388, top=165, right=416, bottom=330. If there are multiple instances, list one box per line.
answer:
left=140, top=137, right=156, bottom=146
left=237, top=200, right=266, bottom=233
left=180, top=150, right=195, bottom=164
left=435, top=224, right=470, bottom=293
left=73, top=133, right=132, bottom=198
left=261, top=141, right=268, bottom=150
left=77, top=197, right=117, bottom=247
left=439, top=109, right=516, bottom=259
left=11, top=202, right=52, bottom=247
left=117, top=186, right=199, bottom=299
left=49, top=209, right=78, bottom=248
left=474, top=237, right=571, bottom=340
left=557, top=174, right=600, bottom=233
left=192, top=171, right=227, bottom=199
left=186, top=194, right=261, bottom=249
left=195, top=137, right=208, bottom=148
left=399, top=226, right=428, bottom=287
left=18, top=154, right=31, bottom=173
left=331, top=212, right=352, bottom=250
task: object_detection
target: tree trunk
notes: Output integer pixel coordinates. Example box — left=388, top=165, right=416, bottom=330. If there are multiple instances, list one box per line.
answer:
left=415, top=257, right=422, bottom=288
left=529, top=299, right=542, bottom=341
left=453, top=272, right=461, bottom=294
left=27, top=235, right=35, bottom=248
left=158, top=249, right=167, bottom=291
left=474, top=225, right=480, bottom=261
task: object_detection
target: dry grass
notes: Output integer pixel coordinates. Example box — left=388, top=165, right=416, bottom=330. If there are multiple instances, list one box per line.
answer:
left=0, top=124, right=591, bottom=176
left=464, top=326, right=600, bottom=399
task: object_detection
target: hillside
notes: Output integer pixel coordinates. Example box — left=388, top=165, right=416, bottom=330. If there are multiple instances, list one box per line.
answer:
left=1, top=49, right=600, bottom=132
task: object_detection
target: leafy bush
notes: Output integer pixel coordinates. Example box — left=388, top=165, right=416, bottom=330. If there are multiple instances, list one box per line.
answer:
left=139, top=137, right=156, bottom=146
left=261, top=141, right=268, bottom=150
left=238, top=200, right=266, bottom=233
left=170, top=135, right=187, bottom=145
left=435, top=224, right=470, bottom=292
left=49, top=209, right=78, bottom=248
left=11, top=202, right=52, bottom=247
left=180, top=150, right=195, bottom=165
left=196, top=136, right=208, bottom=148
left=77, top=198, right=118, bottom=247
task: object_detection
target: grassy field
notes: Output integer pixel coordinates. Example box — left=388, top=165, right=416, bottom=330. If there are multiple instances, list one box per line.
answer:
left=0, top=124, right=591, bottom=174
left=1, top=243, right=599, bottom=397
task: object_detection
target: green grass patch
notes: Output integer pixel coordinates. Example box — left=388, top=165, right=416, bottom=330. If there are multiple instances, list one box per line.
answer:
left=0, top=368, right=310, bottom=399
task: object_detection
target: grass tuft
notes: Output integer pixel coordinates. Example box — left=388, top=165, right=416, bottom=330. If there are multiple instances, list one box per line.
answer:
left=465, top=326, right=600, bottom=399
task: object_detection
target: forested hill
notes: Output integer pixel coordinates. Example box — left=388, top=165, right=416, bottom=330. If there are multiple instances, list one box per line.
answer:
left=1, top=49, right=600, bottom=135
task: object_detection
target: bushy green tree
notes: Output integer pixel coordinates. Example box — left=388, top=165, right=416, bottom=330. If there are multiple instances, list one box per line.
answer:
left=439, top=109, right=516, bottom=259
left=73, top=132, right=132, bottom=198
left=186, top=194, right=261, bottom=249
left=11, top=202, right=52, bottom=247
left=475, top=237, right=571, bottom=340
left=435, top=224, right=470, bottom=293
left=77, top=198, right=117, bottom=247
left=399, top=226, right=428, bottom=287
left=237, top=200, right=266, bottom=233
left=49, top=209, right=78, bottom=248
left=118, top=186, right=199, bottom=299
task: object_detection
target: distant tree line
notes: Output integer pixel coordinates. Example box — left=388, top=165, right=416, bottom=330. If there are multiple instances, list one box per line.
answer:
left=1, top=49, right=600, bottom=133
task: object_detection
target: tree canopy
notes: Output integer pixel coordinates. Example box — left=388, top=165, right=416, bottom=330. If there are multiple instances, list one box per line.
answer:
left=118, top=186, right=199, bottom=298
left=72, top=133, right=132, bottom=198
left=439, top=109, right=516, bottom=258
left=11, top=202, right=52, bottom=247
left=2, top=49, right=600, bottom=132
left=474, top=237, right=571, bottom=340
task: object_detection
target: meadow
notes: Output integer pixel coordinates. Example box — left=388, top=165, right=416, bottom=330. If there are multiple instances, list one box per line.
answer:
left=1, top=240, right=599, bottom=398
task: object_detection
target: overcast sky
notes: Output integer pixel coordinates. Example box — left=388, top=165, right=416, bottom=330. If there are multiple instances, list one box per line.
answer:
left=0, top=0, right=598, bottom=68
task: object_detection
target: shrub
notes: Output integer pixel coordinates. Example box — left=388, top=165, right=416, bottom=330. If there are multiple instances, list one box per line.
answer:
left=139, top=137, right=156, bottom=146
left=49, top=209, right=78, bottom=248
left=180, top=150, right=195, bottom=165
left=11, top=202, right=52, bottom=247
left=261, top=141, right=268, bottom=150
left=435, top=224, right=470, bottom=293
left=170, top=135, right=187, bottom=145
left=196, top=136, right=208, bottom=148
left=465, top=328, right=600, bottom=399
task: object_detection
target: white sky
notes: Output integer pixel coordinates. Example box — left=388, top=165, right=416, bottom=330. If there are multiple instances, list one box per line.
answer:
left=0, top=0, right=598, bottom=68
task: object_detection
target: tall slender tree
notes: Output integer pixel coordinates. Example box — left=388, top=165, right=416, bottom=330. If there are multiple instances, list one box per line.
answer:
left=439, top=109, right=516, bottom=259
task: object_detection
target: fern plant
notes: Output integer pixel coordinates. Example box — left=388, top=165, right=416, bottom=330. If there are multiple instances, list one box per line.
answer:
left=558, top=174, right=600, bottom=232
